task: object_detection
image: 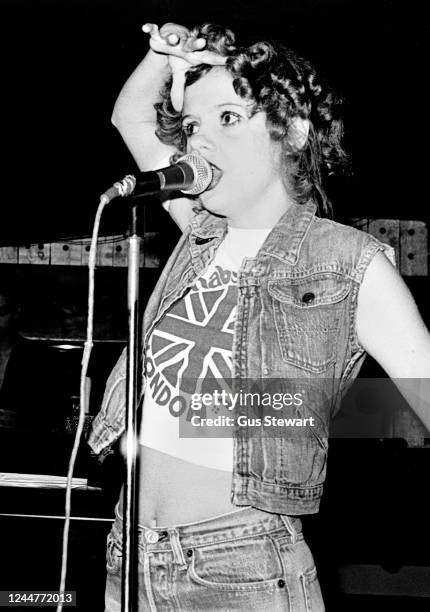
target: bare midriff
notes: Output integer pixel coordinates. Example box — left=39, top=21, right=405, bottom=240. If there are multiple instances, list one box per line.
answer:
left=118, top=445, right=237, bottom=527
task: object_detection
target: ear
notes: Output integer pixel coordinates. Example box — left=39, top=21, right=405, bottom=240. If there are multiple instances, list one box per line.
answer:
left=288, top=117, right=310, bottom=150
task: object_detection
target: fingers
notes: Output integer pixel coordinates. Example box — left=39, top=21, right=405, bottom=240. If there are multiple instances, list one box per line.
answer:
left=191, top=50, right=227, bottom=66
left=142, top=23, right=159, bottom=36
left=182, top=37, right=207, bottom=52
left=170, top=69, right=187, bottom=111
left=165, top=32, right=203, bottom=50
left=142, top=21, right=228, bottom=112
left=142, top=22, right=167, bottom=54
left=163, top=33, right=206, bottom=54
left=143, top=22, right=208, bottom=56
left=167, top=32, right=180, bottom=46
left=159, top=22, right=190, bottom=43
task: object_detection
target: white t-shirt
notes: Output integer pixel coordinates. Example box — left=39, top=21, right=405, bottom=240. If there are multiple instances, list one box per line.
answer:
left=139, top=225, right=271, bottom=471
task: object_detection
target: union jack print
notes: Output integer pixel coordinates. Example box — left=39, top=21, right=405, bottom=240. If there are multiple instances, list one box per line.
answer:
left=148, top=272, right=237, bottom=397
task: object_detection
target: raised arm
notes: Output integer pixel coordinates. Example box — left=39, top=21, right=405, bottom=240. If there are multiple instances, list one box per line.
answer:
left=111, top=23, right=225, bottom=230
left=111, top=46, right=173, bottom=171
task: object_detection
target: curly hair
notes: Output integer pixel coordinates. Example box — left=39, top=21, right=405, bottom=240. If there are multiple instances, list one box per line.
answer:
left=155, top=23, right=348, bottom=217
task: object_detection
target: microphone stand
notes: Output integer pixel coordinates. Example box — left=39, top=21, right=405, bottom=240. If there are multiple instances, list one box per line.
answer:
left=121, top=203, right=141, bottom=612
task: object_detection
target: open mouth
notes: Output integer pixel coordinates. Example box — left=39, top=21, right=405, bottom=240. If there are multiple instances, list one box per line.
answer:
left=206, top=162, right=224, bottom=192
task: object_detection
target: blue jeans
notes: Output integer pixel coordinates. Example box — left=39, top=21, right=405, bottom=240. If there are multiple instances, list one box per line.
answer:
left=105, top=504, right=324, bottom=611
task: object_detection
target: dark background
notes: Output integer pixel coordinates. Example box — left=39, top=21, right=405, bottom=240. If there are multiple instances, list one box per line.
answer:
left=1, top=2, right=430, bottom=610
left=0, top=0, right=428, bottom=244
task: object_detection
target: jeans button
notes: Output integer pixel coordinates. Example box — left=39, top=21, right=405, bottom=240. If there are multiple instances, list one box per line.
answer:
left=277, top=579, right=285, bottom=588
left=145, top=530, right=159, bottom=544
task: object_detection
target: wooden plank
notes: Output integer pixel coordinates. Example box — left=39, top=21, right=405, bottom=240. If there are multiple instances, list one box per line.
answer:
left=112, top=238, right=128, bottom=267
left=0, top=246, right=18, bottom=264
left=97, top=241, right=114, bottom=267
left=1, top=234, right=161, bottom=267
left=18, top=243, right=51, bottom=265
left=399, top=220, right=428, bottom=276
left=368, top=219, right=400, bottom=266
left=80, top=239, right=92, bottom=266
left=50, top=241, right=82, bottom=265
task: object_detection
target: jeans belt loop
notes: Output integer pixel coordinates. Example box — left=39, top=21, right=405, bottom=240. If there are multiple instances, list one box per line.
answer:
left=167, top=528, right=187, bottom=568
left=280, top=515, right=297, bottom=545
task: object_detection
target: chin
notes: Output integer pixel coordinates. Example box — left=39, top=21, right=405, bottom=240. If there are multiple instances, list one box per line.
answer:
left=199, top=191, right=227, bottom=216
left=202, top=181, right=244, bottom=213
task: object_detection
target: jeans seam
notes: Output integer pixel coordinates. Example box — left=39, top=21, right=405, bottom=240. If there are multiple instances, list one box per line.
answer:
left=181, top=525, right=290, bottom=550
left=143, top=553, right=157, bottom=612
left=271, top=535, right=292, bottom=609
left=300, top=572, right=311, bottom=612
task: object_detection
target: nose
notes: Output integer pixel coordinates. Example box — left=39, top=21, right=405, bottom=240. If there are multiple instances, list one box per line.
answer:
left=187, top=129, right=216, bottom=155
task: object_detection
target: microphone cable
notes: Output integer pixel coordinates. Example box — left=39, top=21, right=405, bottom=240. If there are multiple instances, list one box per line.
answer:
left=56, top=192, right=111, bottom=611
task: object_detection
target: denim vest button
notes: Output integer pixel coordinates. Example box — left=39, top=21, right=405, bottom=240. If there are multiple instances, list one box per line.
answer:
left=186, top=549, right=193, bottom=557
left=302, top=292, right=315, bottom=303
left=263, top=367, right=270, bottom=376
left=277, top=579, right=286, bottom=588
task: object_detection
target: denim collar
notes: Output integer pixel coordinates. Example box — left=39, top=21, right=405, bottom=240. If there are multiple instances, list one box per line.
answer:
left=260, top=201, right=317, bottom=265
left=190, top=208, right=227, bottom=241
left=189, top=201, right=317, bottom=265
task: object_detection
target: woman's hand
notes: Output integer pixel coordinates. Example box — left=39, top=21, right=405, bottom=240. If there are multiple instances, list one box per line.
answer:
left=142, top=22, right=226, bottom=111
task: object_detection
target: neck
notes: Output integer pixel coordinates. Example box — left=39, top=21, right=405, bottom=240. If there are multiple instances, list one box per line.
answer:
left=226, top=180, right=294, bottom=229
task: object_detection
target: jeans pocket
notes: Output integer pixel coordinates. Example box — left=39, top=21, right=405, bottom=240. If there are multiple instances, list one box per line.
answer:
left=274, top=535, right=325, bottom=612
left=189, top=534, right=285, bottom=592
left=106, top=529, right=122, bottom=576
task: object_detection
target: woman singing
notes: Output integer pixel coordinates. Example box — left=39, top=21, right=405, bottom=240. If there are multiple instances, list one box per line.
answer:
left=89, top=22, right=430, bottom=611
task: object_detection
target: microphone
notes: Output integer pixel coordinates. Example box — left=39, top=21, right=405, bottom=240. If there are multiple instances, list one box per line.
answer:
left=102, top=152, right=213, bottom=202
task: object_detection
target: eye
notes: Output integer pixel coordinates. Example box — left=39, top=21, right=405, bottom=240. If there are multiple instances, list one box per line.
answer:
left=182, top=121, right=199, bottom=137
left=220, top=110, right=241, bottom=126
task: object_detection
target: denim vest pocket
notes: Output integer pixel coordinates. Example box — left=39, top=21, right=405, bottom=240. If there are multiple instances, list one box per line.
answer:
left=268, top=273, right=350, bottom=373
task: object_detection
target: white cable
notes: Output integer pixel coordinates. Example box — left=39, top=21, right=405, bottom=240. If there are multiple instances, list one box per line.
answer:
left=56, top=194, right=110, bottom=612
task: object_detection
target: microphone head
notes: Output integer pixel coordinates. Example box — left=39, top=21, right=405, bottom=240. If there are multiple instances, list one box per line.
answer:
left=178, top=152, right=213, bottom=195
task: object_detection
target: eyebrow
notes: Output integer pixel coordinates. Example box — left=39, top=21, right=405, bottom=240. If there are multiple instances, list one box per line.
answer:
left=182, top=103, right=248, bottom=121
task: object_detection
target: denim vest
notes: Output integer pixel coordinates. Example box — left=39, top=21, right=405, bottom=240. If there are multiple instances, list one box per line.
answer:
left=88, top=201, right=394, bottom=515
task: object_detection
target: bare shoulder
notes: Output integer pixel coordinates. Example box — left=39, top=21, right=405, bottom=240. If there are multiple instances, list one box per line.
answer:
left=356, top=251, right=430, bottom=377
left=358, top=249, right=401, bottom=291
left=357, top=251, right=417, bottom=333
